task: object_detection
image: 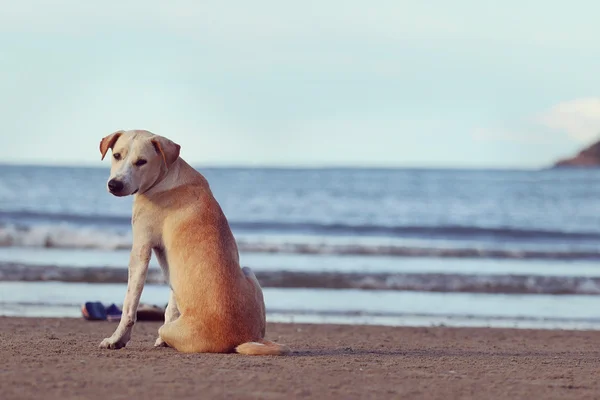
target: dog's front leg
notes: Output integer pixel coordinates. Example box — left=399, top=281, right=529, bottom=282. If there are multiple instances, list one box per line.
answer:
left=100, top=243, right=151, bottom=349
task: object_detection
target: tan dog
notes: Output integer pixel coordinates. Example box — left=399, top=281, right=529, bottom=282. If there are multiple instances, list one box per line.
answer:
left=98, top=129, right=289, bottom=355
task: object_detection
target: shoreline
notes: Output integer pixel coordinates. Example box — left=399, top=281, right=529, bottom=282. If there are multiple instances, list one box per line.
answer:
left=4, top=308, right=600, bottom=332
left=2, top=317, right=599, bottom=399
left=2, top=281, right=600, bottom=331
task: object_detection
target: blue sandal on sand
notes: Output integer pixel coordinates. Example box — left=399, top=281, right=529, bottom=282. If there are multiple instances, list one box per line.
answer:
left=81, top=302, right=108, bottom=321
left=105, top=304, right=123, bottom=321
left=81, top=303, right=164, bottom=321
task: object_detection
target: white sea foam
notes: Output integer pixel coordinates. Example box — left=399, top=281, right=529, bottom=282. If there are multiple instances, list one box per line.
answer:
left=1, top=223, right=600, bottom=260
left=0, top=224, right=132, bottom=250
left=3, top=263, right=600, bottom=295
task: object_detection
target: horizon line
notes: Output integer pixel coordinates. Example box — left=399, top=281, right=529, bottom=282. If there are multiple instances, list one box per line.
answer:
left=0, top=160, right=552, bottom=171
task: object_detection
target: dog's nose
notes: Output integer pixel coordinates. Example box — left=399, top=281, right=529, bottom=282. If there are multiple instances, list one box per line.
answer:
left=108, top=179, right=124, bottom=193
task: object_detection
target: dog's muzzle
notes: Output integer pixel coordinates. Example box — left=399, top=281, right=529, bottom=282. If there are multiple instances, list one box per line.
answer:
left=107, top=179, right=124, bottom=194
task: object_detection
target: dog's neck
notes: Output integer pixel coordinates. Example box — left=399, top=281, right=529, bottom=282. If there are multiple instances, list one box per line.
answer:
left=137, top=158, right=202, bottom=199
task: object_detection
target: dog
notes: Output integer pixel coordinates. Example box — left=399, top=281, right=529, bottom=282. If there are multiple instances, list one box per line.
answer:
left=98, top=129, right=289, bottom=355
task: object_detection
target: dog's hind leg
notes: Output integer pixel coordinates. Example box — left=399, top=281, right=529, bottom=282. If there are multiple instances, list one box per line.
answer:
left=154, top=289, right=181, bottom=347
left=242, top=267, right=266, bottom=337
left=158, top=318, right=218, bottom=353
left=153, top=247, right=182, bottom=347
left=158, top=318, right=195, bottom=353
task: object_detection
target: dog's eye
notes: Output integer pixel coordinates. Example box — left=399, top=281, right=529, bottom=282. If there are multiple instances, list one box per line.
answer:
left=135, top=159, right=147, bottom=167
left=113, top=153, right=121, bottom=161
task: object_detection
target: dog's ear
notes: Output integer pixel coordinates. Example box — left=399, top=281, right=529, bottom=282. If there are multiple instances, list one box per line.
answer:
left=99, top=130, right=124, bottom=160
left=151, top=136, right=181, bottom=168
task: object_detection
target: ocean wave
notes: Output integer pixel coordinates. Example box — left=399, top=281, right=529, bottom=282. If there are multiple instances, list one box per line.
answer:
left=2, top=210, right=600, bottom=241
left=1, top=223, right=600, bottom=260
left=2, top=263, right=600, bottom=295
left=236, top=242, right=600, bottom=260
left=0, top=210, right=130, bottom=227
left=0, top=224, right=132, bottom=250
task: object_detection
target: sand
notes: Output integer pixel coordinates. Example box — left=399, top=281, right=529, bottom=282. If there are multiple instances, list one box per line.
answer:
left=1, top=317, right=599, bottom=400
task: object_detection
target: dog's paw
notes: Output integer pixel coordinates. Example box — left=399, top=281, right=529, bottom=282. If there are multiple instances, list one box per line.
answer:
left=99, top=337, right=127, bottom=350
left=154, top=337, right=169, bottom=348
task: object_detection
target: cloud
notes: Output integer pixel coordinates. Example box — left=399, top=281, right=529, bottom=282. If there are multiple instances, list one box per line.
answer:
left=534, top=98, right=600, bottom=143
left=474, top=97, right=600, bottom=145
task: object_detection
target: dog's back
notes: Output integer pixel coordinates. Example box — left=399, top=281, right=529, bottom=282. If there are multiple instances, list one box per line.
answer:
left=155, top=164, right=285, bottom=353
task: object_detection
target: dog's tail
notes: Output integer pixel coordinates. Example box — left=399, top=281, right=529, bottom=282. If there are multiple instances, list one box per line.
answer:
left=235, top=339, right=291, bottom=356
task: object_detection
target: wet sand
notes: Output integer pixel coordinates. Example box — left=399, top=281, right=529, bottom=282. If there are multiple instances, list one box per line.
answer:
left=1, top=317, right=599, bottom=399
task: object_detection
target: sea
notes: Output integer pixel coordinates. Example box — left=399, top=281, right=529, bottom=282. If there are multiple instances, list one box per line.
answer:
left=1, top=164, right=600, bottom=330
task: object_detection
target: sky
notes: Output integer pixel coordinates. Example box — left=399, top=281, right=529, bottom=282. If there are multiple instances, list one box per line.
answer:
left=1, top=1, right=600, bottom=168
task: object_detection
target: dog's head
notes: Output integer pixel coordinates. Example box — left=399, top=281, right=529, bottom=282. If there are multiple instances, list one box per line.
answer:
left=99, top=130, right=181, bottom=197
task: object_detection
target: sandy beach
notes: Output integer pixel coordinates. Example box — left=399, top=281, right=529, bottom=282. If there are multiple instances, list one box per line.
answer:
left=1, top=317, right=599, bottom=399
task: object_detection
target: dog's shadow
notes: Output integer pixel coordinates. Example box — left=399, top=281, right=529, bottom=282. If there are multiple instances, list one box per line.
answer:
left=289, top=348, right=565, bottom=358
left=291, top=348, right=405, bottom=357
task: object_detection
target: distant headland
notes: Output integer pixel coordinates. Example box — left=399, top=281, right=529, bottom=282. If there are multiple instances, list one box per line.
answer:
left=554, top=139, right=600, bottom=168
